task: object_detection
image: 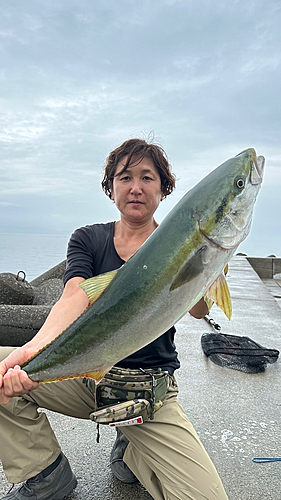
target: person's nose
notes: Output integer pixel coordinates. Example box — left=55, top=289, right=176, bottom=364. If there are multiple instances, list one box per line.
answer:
left=130, top=179, right=142, bottom=195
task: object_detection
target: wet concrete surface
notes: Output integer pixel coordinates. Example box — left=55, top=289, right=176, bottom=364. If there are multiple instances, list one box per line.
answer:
left=0, top=256, right=280, bottom=499
left=262, top=278, right=281, bottom=309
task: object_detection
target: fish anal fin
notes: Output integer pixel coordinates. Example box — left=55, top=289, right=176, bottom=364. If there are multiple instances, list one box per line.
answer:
left=38, top=368, right=111, bottom=384
left=83, top=370, right=109, bottom=383
left=205, top=273, right=232, bottom=320
left=79, top=270, right=119, bottom=306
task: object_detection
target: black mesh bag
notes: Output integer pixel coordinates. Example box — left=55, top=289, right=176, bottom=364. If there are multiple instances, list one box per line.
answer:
left=201, top=319, right=279, bottom=373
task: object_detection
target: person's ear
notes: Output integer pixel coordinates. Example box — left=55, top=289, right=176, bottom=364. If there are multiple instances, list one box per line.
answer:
left=110, top=183, right=115, bottom=202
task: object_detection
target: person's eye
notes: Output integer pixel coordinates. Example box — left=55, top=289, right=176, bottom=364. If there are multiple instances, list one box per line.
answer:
left=120, top=175, right=131, bottom=181
left=143, top=176, right=153, bottom=181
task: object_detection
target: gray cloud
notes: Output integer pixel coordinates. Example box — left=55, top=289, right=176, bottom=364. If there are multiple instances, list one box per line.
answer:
left=0, top=0, right=280, bottom=255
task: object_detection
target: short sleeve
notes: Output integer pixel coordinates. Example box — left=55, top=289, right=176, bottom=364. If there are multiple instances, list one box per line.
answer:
left=63, top=226, right=96, bottom=285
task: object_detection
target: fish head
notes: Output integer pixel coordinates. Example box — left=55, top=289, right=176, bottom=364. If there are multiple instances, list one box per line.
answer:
left=198, top=148, right=265, bottom=250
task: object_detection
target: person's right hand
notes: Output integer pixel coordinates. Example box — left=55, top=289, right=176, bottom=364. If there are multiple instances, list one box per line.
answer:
left=0, top=277, right=88, bottom=406
left=0, top=345, right=40, bottom=405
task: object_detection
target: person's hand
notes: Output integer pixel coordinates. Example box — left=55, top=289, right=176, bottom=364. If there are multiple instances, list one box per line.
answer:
left=0, top=346, right=40, bottom=405
left=189, top=296, right=209, bottom=319
left=0, top=277, right=88, bottom=406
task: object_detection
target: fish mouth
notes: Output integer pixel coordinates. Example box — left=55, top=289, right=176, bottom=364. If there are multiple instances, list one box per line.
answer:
left=236, top=149, right=265, bottom=185
left=251, top=154, right=265, bottom=185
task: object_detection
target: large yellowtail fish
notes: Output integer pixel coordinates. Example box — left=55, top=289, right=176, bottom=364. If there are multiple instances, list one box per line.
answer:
left=22, top=148, right=265, bottom=383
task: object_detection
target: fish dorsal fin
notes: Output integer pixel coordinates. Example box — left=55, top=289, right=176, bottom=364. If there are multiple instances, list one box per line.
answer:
left=79, top=270, right=118, bottom=306
left=204, top=272, right=232, bottom=320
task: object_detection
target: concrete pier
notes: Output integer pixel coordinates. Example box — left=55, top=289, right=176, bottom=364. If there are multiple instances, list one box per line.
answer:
left=0, top=256, right=280, bottom=500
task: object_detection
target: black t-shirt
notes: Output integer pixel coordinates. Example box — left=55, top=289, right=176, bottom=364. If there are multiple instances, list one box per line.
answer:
left=63, top=222, right=180, bottom=375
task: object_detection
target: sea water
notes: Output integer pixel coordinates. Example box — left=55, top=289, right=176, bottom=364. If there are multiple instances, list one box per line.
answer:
left=0, top=233, right=69, bottom=282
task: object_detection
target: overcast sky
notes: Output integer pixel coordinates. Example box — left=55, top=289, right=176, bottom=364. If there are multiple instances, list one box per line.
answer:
left=1, top=0, right=280, bottom=257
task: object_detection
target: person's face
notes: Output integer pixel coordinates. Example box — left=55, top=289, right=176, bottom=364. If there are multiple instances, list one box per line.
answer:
left=111, top=156, right=163, bottom=223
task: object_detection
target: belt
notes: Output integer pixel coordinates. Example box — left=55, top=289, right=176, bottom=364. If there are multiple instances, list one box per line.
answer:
left=88, top=366, right=170, bottom=426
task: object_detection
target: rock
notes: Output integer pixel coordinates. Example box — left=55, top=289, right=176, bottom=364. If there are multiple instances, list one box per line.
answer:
left=0, top=261, right=66, bottom=346
left=31, top=260, right=66, bottom=287
left=0, top=272, right=35, bottom=305
left=33, top=279, right=64, bottom=306
left=0, top=305, right=51, bottom=346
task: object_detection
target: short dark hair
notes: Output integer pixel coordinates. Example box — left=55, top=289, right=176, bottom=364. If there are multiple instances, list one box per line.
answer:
left=101, top=138, right=176, bottom=199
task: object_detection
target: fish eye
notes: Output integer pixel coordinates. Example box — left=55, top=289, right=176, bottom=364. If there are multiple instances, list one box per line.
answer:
left=235, top=177, right=245, bottom=190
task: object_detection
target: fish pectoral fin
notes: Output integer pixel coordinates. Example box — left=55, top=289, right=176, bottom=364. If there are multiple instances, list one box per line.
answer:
left=170, top=246, right=208, bottom=291
left=79, top=270, right=119, bottom=306
left=204, top=273, right=232, bottom=320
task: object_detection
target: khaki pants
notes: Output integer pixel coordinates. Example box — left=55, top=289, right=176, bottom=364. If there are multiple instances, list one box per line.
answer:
left=0, top=347, right=228, bottom=500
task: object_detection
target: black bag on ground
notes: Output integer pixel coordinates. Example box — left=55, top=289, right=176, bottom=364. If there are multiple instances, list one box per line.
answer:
left=201, top=332, right=279, bottom=373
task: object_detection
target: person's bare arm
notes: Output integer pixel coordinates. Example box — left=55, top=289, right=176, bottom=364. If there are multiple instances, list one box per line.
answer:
left=0, top=277, right=88, bottom=405
left=25, top=277, right=88, bottom=351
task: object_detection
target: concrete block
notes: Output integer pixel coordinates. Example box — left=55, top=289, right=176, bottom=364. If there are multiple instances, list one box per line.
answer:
left=247, top=257, right=273, bottom=278
left=273, top=259, right=281, bottom=276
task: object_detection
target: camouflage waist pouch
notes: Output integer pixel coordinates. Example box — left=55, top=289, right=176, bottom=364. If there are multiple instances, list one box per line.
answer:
left=89, top=366, right=170, bottom=426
